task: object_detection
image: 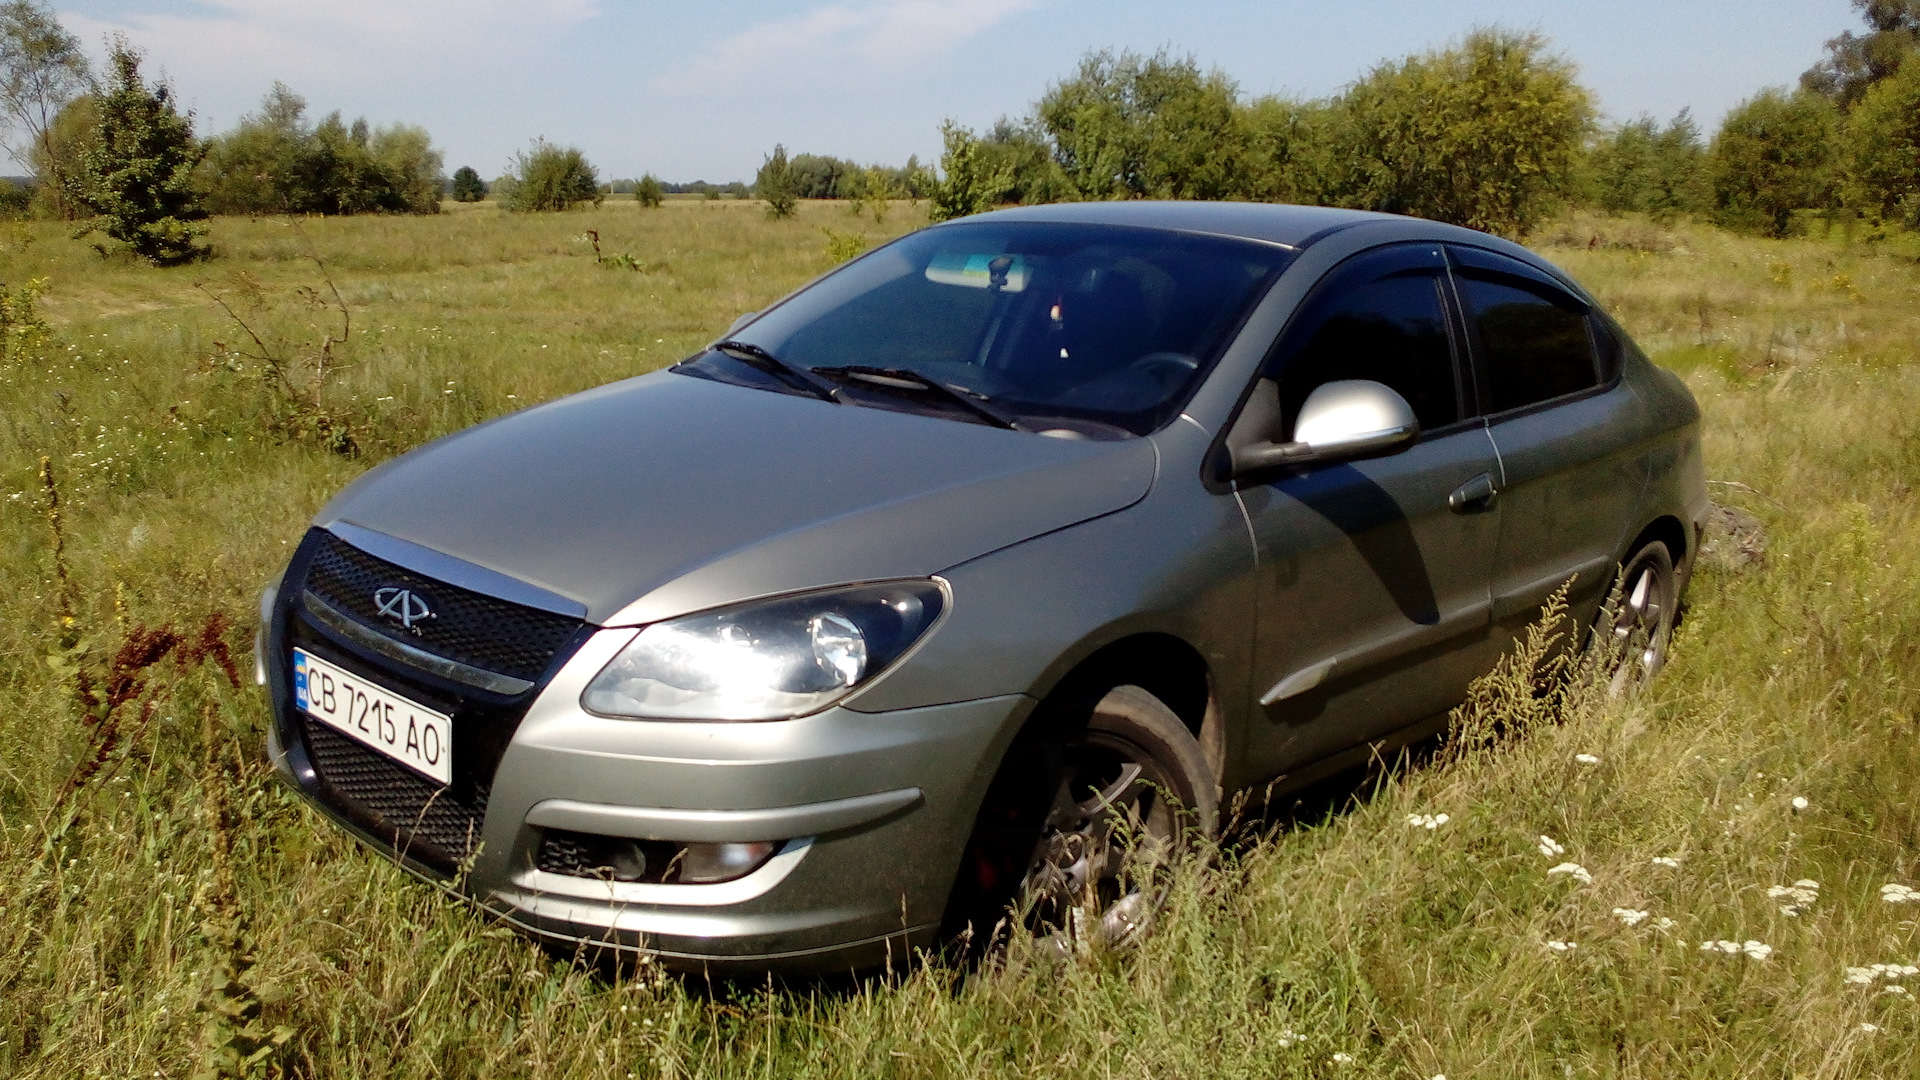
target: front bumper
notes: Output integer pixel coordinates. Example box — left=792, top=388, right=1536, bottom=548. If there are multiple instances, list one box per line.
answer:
left=268, top=621, right=1030, bottom=973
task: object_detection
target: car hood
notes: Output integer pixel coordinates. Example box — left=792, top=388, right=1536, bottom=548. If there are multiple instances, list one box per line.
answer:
left=315, top=371, right=1158, bottom=625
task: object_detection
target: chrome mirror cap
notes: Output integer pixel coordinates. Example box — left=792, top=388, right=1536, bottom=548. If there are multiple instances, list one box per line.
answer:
left=1292, top=379, right=1419, bottom=456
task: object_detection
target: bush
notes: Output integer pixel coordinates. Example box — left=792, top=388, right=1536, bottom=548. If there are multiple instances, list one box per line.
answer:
left=449, top=165, right=486, bottom=203
left=755, top=144, right=797, bottom=219
left=199, top=84, right=444, bottom=215
left=67, top=41, right=207, bottom=265
left=1037, top=49, right=1246, bottom=201
left=1844, top=59, right=1920, bottom=225
left=1709, top=89, right=1840, bottom=236
left=1586, top=110, right=1709, bottom=218
left=1332, top=29, right=1592, bottom=238
left=635, top=172, right=663, bottom=208
left=930, top=122, right=1017, bottom=221
left=505, top=139, right=601, bottom=212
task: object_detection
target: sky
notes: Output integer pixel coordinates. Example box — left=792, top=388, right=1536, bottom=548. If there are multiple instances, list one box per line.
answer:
left=54, top=0, right=1861, bottom=184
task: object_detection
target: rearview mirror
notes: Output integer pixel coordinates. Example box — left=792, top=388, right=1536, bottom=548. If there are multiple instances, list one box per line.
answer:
left=1228, top=378, right=1419, bottom=477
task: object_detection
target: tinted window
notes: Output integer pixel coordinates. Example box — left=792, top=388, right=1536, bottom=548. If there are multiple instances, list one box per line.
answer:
left=1461, top=276, right=1598, bottom=414
left=1273, top=271, right=1459, bottom=432
left=684, top=222, right=1291, bottom=437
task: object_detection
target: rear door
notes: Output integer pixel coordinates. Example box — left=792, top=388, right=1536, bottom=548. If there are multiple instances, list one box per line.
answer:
left=1238, top=243, right=1504, bottom=777
left=1446, top=245, right=1650, bottom=636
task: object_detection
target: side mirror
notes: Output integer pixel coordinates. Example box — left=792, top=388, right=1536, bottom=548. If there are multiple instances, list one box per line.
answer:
left=1228, top=378, right=1419, bottom=477
left=727, top=311, right=759, bottom=334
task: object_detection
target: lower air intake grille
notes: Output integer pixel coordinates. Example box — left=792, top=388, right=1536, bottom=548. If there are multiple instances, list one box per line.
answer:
left=303, top=719, right=486, bottom=870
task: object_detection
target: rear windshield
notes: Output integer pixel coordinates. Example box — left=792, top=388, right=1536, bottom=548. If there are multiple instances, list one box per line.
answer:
left=685, top=221, right=1291, bottom=437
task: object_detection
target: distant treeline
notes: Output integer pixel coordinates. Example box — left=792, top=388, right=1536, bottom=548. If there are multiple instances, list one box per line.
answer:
left=6, top=0, right=1918, bottom=264
left=918, top=5, right=1920, bottom=238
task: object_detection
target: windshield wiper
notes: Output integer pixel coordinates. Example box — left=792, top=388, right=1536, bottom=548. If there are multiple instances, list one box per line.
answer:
left=812, top=365, right=1024, bottom=431
left=711, top=340, right=842, bottom=404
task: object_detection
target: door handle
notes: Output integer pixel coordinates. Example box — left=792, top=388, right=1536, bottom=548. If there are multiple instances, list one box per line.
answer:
left=1449, top=472, right=1498, bottom=514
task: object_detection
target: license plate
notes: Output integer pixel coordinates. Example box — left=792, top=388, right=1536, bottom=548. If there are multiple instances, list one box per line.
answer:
left=294, top=648, right=452, bottom=786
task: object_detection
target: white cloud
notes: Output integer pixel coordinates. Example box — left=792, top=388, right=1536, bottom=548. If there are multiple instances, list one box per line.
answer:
left=60, top=1, right=605, bottom=104
left=658, top=0, right=1037, bottom=96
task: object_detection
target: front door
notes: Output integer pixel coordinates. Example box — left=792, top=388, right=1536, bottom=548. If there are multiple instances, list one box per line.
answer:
left=1237, top=244, right=1504, bottom=779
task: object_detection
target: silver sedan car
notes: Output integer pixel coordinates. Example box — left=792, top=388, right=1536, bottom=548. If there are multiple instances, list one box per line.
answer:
left=260, top=201, right=1707, bottom=973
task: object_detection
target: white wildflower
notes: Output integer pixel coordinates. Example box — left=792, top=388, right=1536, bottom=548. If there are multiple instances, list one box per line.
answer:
left=1575, top=753, right=1601, bottom=765
left=1545, top=940, right=1577, bottom=952
left=1538, top=835, right=1565, bottom=857
left=1882, top=984, right=1910, bottom=997
left=1768, top=879, right=1819, bottom=915
left=1881, top=883, right=1920, bottom=904
left=1651, top=856, right=1681, bottom=868
left=1700, top=939, right=1771, bottom=958
left=1654, top=917, right=1677, bottom=931
left=1858, top=1022, right=1879, bottom=1033
left=1613, top=908, right=1650, bottom=927
left=1547, top=862, right=1593, bottom=884
left=1330, top=1052, right=1355, bottom=1064
left=1277, top=1030, right=1305, bottom=1047
left=1407, top=813, right=1450, bottom=830
left=1790, top=796, right=1809, bottom=811
left=1846, top=967, right=1876, bottom=985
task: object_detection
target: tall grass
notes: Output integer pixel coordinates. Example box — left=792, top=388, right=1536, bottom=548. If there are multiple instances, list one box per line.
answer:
left=0, top=203, right=1916, bottom=1076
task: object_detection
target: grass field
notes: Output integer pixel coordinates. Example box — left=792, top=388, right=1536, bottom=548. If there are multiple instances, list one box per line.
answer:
left=1, top=198, right=1917, bottom=1078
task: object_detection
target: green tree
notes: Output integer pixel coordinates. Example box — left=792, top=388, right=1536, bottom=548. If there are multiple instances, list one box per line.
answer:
left=1710, top=89, right=1840, bottom=236
left=1239, top=95, right=1340, bottom=204
left=506, top=139, right=601, bottom=212
left=28, top=92, right=94, bottom=217
left=755, top=144, right=797, bottom=218
left=1037, top=49, right=1246, bottom=201
left=1332, top=29, right=1592, bottom=238
left=1844, top=58, right=1920, bottom=224
left=200, top=84, right=443, bottom=215
left=634, top=172, right=663, bottom=208
left=1587, top=110, right=1709, bottom=218
left=450, top=164, right=487, bottom=202
left=930, top=122, right=1017, bottom=221
left=0, top=0, right=91, bottom=213
left=1803, top=0, right=1920, bottom=107
left=68, top=40, right=207, bottom=265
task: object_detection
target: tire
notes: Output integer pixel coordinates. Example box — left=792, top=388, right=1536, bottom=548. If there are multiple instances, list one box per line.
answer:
left=944, top=684, right=1218, bottom=955
left=1603, top=540, right=1679, bottom=697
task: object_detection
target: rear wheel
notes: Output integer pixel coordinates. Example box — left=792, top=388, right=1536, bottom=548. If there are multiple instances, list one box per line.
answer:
left=945, top=685, right=1217, bottom=955
left=1604, top=540, right=1678, bottom=696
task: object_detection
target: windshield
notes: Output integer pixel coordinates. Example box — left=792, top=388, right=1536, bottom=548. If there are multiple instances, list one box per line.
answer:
left=676, top=221, right=1292, bottom=437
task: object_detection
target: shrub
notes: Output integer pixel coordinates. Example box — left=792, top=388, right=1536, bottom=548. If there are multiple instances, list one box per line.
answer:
left=1709, top=89, right=1840, bottom=236
left=199, top=84, right=444, bottom=215
left=449, top=165, right=486, bottom=202
left=67, top=40, right=207, bottom=265
left=1332, top=29, right=1592, bottom=238
left=755, top=144, right=797, bottom=219
left=930, top=122, right=1016, bottom=221
left=506, top=139, right=601, bottom=212
left=635, top=172, right=663, bottom=208
left=1844, top=59, right=1920, bottom=225
left=1037, top=49, right=1246, bottom=201
left=1587, top=110, right=1709, bottom=218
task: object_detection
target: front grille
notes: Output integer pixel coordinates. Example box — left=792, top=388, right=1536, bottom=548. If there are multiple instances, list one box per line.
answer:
left=282, top=528, right=594, bottom=876
left=304, top=531, right=581, bottom=683
left=302, top=719, right=488, bottom=868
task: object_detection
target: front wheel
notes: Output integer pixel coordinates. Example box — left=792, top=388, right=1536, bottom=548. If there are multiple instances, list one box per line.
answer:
left=1604, top=540, right=1679, bottom=697
left=945, top=685, right=1217, bottom=955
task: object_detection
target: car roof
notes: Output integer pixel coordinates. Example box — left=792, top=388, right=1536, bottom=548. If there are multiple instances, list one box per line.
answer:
left=950, top=200, right=1588, bottom=300
left=950, top=200, right=1418, bottom=249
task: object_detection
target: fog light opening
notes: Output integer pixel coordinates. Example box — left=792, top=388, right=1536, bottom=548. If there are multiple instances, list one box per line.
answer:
left=536, top=830, right=781, bottom=885
left=677, top=841, right=778, bottom=884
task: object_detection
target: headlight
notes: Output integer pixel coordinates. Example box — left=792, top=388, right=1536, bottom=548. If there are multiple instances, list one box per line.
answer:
left=581, top=581, right=946, bottom=721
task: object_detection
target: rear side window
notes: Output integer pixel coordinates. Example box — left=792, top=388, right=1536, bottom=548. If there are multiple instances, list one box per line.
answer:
left=1458, top=276, right=1599, bottom=414
left=1272, top=259, right=1460, bottom=432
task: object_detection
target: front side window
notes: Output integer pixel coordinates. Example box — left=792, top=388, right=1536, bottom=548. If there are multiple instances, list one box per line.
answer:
left=677, top=221, right=1292, bottom=437
left=1459, top=275, right=1599, bottom=414
left=1271, top=261, right=1460, bottom=433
